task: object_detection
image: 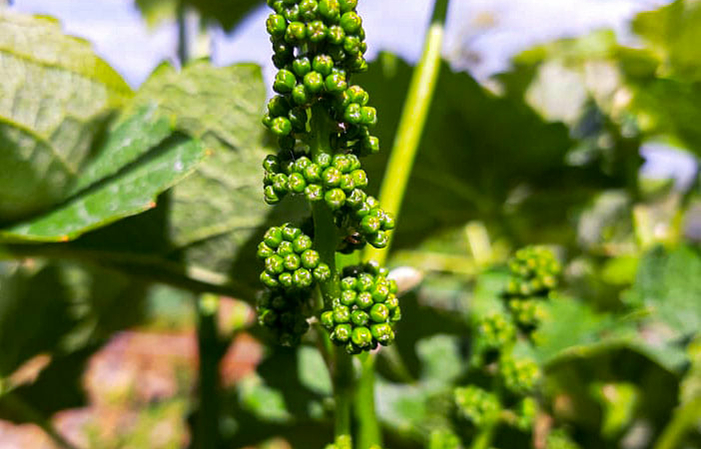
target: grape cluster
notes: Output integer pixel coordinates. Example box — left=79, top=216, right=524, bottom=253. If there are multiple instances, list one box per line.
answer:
left=505, top=246, right=560, bottom=297
left=256, top=224, right=330, bottom=345
left=454, top=386, right=501, bottom=427
left=474, top=313, right=516, bottom=358
left=504, top=246, right=560, bottom=331
left=320, top=261, right=400, bottom=354
left=499, top=355, right=541, bottom=395
left=261, top=0, right=393, bottom=251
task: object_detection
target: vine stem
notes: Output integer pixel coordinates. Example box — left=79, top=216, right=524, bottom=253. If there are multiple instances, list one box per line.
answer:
left=310, top=103, right=353, bottom=437
left=357, top=1, right=451, bottom=447
left=653, top=396, right=701, bottom=449
left=194, top=293, right=222, bottom=448
left=470, top=422, right=496, bottom=449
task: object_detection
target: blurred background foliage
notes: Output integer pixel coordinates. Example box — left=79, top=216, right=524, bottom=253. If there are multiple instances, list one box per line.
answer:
left=0, top=0, right=700, bottom=448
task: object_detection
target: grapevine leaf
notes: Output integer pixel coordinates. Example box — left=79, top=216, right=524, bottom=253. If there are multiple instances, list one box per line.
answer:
left=0, top=11, right=132, bottom=221
left=0, top=106, right=205, bottom=242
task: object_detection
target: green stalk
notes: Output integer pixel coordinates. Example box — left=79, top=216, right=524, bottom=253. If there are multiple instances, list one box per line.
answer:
left=176, top=0, right=189, bottom=65
left=194, top=294, right=221, bottom=449
left=470, top=422, right=496, bottom=449
left=310, top=103, right=353, bottom=437
left=653, top=396, right=701, bottom=449
left=365, top=0, right=450, bottom=264
left=356, top=1, right=450, bottom=447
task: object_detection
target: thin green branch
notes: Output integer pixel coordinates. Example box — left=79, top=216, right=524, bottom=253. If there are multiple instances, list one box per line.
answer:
left=653, top=396, right=701, bottom=449
left=310, top=103, right=353, bottom=437
left=194, top=294, right=222, bottom=448
left=356, top=1, right=451, bottom=447
left=365, top=0, right=451, bottom=265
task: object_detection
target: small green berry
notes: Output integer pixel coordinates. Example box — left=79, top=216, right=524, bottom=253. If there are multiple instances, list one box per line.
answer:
left=307, top=20, right=327, bottom=42
left=281, top=224, right=301, bottom=241
left=273, top=69, right=296, bottom=94
left=327, top=25, right=345, bottom=44
left=356, top=292, right=373, bottom=309
left=351, top=326, right=372, bottom=348
left=322, top=166, right=342, bottom=187
left=341, top=289, right=357, bottom=306
left=257, top=242, right=275, bottom=259
left=339, top=11, right=361, bottom=33
left=277, top=240, right=294, bottom=256
left=325, top=72, right=347, bottom=93
left=303, top=71, right=325, bottom=94
left=293, top=268, right=313, bottom=288
left=287, top=172, right=306, bottom=193
left=305, top=184, right=324, bottom=201
left=266, top=14, right=287, bottom=36
left=284, top=253, right=301, bottom=271
left=332, top=324, right=351, bottom=343
left=325, top=188, right=346, bottom=209
left=265, top=255, right=285, bottom=275
left=279, top=272, right=294, bottom=288
left=314, top=263, right=332, bottom=281
left=303, top=163, right=322, bottom=182
left=293, top=234, right=313, bottom=253
left=264, top=227, right=283, bottom=247
left=333, top=305, right=351, bottom=323
left=301, top=249, right=320, bottom=269
left=369, top=303, right=389, bottom=322
left=312, top=54, right=334, bottom=76
left=260, top=271, right=280, bottom=288
left=318, top=0, right=340, bottom=22
left=351, top=310, right=369, bottom=326
left=271, top=116, right=292, bottom=136
left=344, top=103, right=362, bottom=124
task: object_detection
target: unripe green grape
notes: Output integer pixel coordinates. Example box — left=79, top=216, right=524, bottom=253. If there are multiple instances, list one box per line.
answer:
left=325, top=188, right=346, bottom=209
left=287, top=172, right=306, bottom=193
left=312, top=54, right=334, bottom=76
left=385, top=294, right=398, bottom=310
left=346, top=85, right=369, bottom=105
left=360, top=106, right=377, bottom=126
left=264, top=227, right=283, bottom=247
left=327, top=25, right=345, bottom=44
left=371, top=323, right=394, bottom=345
left=292, top=234, right=313, bottom=253
left=307, top=20, right=327, bottom=43
left=320, top=310, right=335, bottom=330
left=356, top=273, right=374, bottom=291
left=262, top=154, right=280, bottom=173
left=322, top=166, right=342, bottom=187
left=288, top=107, right=308, bottom=132
left=266, top=14, right=287, bottom=36
left=332, top=323, right=351, bottom=343
left=325, top=72, right=347, bottom=93
left=343, top=35, right=362, bottom=56
left=360, top=215, right=381, bottom=234
left=382, top=213, right=395, bottom=230
left=351, top=310, right=369, bottom=326
left=303, top=163, right=322, bottom=182
left=279, top=272, right=294, bottom=288
left=292, top=84, right=311, bottom=105
left=303, top=71, right=325, bottom=94
left=293, top=268, right=313, bottom=288
left=264, top=185, right=282, bottom=204
left=363, top=135, right=380, bottom=154
left=314, top=152, right=332, bottom=168
left=305, top=184, right=324, bottom=201
left=299, top=0, right=319, bottom=20
left=369, top=303, right=389, bottom=322
left=371, top=284, right=389, bottom=302
left=313, top=263, right=332, bottom=281
left=338, top=0, right=357, bottom=12
left=367, top=230, right=389, bottom=248
left=339, top=11, right=361, bottom=33
left=292, top=56, right=311, bottom=77
left=333, top=305, right=351, bottom=323
left=267, top=95, right=290, bottom=117
left=344, top=103, right=362, bottom=124
left=351, top=326, right=372, bottom=347
left=341, top=276, right=357, bottom=290
left=318, top=0, right=340, bottom=22
left=260, top=271, right=280, bottom=288
left=341, top=289, right=357, bottom=306
left=300, top=249, right=320, bottom=269
left=346, top=188, right=366, bottom=208
left=339, top=174, right=355, bottom=192
left=273, top=69, right=296, bottom=93
left=265, top=254, right=285, bottom=275
left=283, top=253, right=301, bottom=271
left=277, top=240, right=294, bottom=256
left=390, top=306, right=402, bottom=321
left=281, top=224, right=301, bottom=241
left=356, top=291, right=373, bottom=309
left=257, top=242, right=275, bottom=259
left=285, top=21, right=307, bottom=43
left=283, top=4, right=300, bottom=21
left=270, top=116, right=292, bottom=136
left=272, top=173, right=289, bottom=193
